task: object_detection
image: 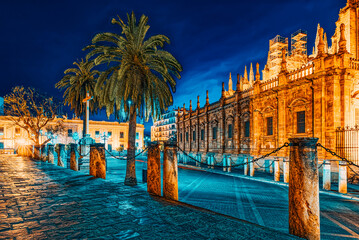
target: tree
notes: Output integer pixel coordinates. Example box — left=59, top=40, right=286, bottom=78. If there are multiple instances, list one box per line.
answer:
left=4, top=86, right=64, bottom=158
left=55, top=59, right=100, bottom=136
left=85, top=12, right=182, bottom=186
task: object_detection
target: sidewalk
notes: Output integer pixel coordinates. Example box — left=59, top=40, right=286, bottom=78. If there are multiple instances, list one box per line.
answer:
left=178, top=162, right=359, bottom=201
left=0, top=155, right=301, bottom=239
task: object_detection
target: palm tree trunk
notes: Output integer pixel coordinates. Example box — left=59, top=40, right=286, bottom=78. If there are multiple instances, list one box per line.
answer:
left=125, top=109, right=137, bottom=186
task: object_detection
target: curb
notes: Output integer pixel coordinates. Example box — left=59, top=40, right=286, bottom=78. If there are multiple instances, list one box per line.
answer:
left=178, top=163, right=359, bottom=202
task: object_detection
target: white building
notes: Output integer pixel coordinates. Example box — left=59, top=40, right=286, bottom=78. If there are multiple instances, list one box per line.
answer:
left=151, top=110, right=181, bottom=142
left=0, top=116, right=145, bottom=152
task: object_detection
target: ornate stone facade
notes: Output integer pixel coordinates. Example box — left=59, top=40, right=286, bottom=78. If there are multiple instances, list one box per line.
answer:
left=177, top=0, right=359, bottom=160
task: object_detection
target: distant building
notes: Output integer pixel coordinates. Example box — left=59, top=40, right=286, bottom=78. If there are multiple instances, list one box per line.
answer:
left=151, top=110, right=181, bottom=142
left=0, top=116, right=145, bottom=151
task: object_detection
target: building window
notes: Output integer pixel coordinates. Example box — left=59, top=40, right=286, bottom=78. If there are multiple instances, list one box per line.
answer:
left=212, top=127, right=217, bottom=140
left=267, top=117, right=273, bottom=136
left=180, top=133, right=183, bottom=142
left=186, top=132, right=188, bottom=142
left=228, top=124, right=233, bottom=138
left=108, top=131, right=112, bottom=137
left=201, top=129, right=204, bottom=141
left=193, top=130, right=196, bottom=142
left=68, top=129, right=73, bottom=137
left=95, top=131, right=100, bottom=138
left=136, top=132, right=139, bottom=140
left=244, top=121, right=250, bottom=137
left=0, top=127, right=4, bottom=136
left=297, top=111, right=305, bottom=133
left=120, top=132, right=124, bottom=138
left=15, top=127, right=20, bottom=135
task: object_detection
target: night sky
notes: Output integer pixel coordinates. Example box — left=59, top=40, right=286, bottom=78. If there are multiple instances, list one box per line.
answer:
left=0, top=0, right=346, bottom=133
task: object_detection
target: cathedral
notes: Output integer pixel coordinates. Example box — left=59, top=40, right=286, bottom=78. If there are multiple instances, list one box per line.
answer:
left=177, top=0, right=359, bottom=162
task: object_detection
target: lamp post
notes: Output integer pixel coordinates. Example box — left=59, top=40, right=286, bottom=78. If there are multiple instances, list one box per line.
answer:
left=79, top=92, right=94, bottom=153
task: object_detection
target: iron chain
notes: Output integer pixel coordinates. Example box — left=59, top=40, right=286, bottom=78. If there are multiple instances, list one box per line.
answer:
left=177, top=142, right=290, bottom=168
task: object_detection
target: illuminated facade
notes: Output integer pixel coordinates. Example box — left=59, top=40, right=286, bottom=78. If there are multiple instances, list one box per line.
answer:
left=177, top=0, right=359, bottom=161
left=151, top=110, right=180, bottom=142
left=0, top=116, right=145, bottom=151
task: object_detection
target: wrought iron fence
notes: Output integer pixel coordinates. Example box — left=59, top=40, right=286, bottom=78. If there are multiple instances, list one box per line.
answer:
left=336, top=126, right=359, bottom=165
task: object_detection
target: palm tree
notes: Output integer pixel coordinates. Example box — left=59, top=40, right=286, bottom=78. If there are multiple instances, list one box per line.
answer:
left=55, top=59, right=100, bottom=137
left=85, top=12, right=182, bottom=186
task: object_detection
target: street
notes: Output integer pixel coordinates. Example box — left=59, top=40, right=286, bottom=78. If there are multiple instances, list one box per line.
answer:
left=98, top=155, right=359, bottom=240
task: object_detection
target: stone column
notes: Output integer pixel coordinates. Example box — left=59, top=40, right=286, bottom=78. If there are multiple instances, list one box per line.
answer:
left=288, top=138, right=320, bottom=240
left=274, top=158, right=280, bottom=182
left=57, top=144, right=65, bottom=167
left=147, top=143, right=161, bottom=196
left=249, top=156, right=255, bottom=177
left=47, top=144, right=54, bottom=164
left=89, top=143, right=106, bottom=179
left=322, top=160, right=331, bottom=190
left=338, top=161, right=347, bottom=194
left=163, top=143, right=178, bottom=201
left=283, top=157, right=289, bottom=183
left=70, top=143, right=78, bottom=171
left=244, top=156, right=249, bottom=175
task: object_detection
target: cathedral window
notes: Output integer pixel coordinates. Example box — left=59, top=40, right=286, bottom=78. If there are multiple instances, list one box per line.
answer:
left=267, top=117, right=273, bottom=136
left=297, top=111, right=305, bottom=133
left=193, top=130, right=196, bottom=142
left=228, top=124, right=233, bottom=138
left=201, top=129, right=204, bottom=141
left=244, top=121, right=250, bottom=137
left=180, top=133, right=182, bottom=142
left=212, top=127, right=217, bottom=140
left=186, top=132, right=189, bottom=142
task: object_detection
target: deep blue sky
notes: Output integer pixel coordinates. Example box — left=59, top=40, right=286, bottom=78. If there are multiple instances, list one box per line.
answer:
left=0, top=0, right=346, bottom=133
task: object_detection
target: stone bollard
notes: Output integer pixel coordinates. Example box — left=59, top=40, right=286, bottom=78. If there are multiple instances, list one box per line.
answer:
left=223, top=155, right=227, bottom=172
left=269, top=159, right=274, bottom=173
left=211, top=155, right=215, bottom=169
left=57, top=144, right=65, bottom=167
left=47, top=144, right=54, bottom=164
left=147, top=143, right=161, bottom=196
left=288, top=138, right=320, bottom=240
left=265, top=159, right=270, bottom=173
left=196, top=154, right=201, bottom=167
left=338, top=161, right=347, bottom=194
left=244, top=156, right=249, bottom=176
left=274, top=158, right=280, bottom=182
left=283, top=158, right=289, bottom=183
left=323, top=160, right=331, bottom=190
left=249, top=156, right=255, bottom=177
left=69, top=143, right=78, bottom=171
left=227, top=156, right=231, bottom=172
left=163, top=142, right=178, bottom=201
left=89, top=143, right=106, bottom=179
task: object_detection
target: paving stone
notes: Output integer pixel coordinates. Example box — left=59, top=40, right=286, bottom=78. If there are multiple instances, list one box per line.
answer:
left=0, top=155, right=301, bottom=240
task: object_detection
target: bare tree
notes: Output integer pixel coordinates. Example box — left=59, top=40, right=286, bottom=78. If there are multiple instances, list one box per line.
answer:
left=4, top=86, right=64, bottom=158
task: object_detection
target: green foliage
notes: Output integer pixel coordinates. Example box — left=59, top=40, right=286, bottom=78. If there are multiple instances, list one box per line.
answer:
left=84, top=12, right=182, bottom=121
left=55, top=59, right=100, bottom=117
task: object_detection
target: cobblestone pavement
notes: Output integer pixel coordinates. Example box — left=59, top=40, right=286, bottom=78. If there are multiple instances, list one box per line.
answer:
left=0, top=155, right=301, bottom=240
